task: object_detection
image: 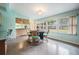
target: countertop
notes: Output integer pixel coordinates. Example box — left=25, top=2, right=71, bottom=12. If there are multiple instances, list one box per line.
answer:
left=0, top=38, right=6, bottom=40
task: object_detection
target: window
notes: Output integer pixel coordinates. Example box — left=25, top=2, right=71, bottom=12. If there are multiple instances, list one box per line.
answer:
left=47, top=16, right=77, bottom=35
left=37, top=16, right=77, bottom=35
left=58, top=16, right=77, bottom=34
left=69, top=16, right=77, bottom=35
left=58, top=17, right=70, bottom=34
left=48, top=20, right=57, bottom=32
left=48, top=20, right=56, bottom=29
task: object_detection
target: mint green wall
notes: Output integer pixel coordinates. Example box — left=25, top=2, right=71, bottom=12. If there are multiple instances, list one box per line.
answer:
left=0, top=4, right=28, bottom=39
left=0, top=4, right=16, bottom=39
left=77, top=15, right=79, bottom=35
left=38, top=9, right=79, bottom=45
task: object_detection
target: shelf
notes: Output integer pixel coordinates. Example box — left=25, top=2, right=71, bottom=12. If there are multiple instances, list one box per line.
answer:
left=16, top=18, right=29, bottom=24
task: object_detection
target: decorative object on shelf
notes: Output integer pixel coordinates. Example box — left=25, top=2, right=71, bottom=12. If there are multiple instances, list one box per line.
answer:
left=25, top=25, right=27, bottom=29
left=7, top=29, right=13, bottom=36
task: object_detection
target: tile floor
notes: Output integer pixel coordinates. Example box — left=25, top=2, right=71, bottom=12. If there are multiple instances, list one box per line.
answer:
left=6, top=38, right=79, bottom=55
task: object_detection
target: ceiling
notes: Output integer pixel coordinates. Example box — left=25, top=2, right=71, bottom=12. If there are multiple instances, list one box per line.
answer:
left=2, top=3, right=79, bottom=19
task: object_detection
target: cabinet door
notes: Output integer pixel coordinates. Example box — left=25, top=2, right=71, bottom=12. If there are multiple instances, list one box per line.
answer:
left=0, top=40, right=5, bottom=55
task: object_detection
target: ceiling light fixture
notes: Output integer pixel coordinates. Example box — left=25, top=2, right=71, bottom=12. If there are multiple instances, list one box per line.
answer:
left=37, top=9, right=43, bottom=15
